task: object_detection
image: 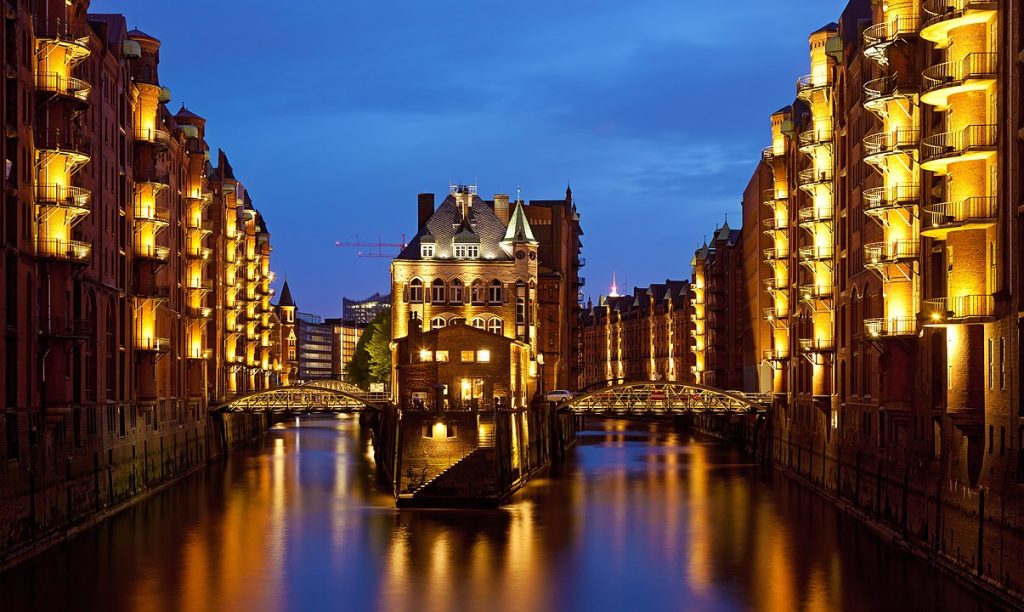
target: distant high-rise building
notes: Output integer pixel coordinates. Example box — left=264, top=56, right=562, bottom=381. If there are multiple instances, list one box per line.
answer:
left=342, top=292, right=391, bottom=325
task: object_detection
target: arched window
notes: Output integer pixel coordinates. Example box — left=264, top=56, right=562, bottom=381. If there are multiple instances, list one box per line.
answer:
left=409, top=278, right=423, bottom=303
left=431, top=279, right=446, bottom=304
left=430, top=316, right=447, bottom=330
left=449, top=278, right=463, bottom=304
left=471, top=317, right=486, bottom=330
left=449, top=317, right=465, bottom=326
left=471, top=279, right=485, bottom=305
left=488, top=279, right=503, bottom=304
left=106, top=302, right=116, bottom=398
left=487, top=317, right=503, bottom=335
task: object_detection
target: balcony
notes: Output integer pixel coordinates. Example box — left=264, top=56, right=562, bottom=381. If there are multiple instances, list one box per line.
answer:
left=763, top=189, right=788, bottom=210
left=187, top=279, right=214, bottom=292
left=135, top=244, right=170, bottom=262
left=862, top=129, right=920, bottom=166
left=763, top=277, right=788, bottom=292
left=35, top=72, right=91, bottom=105
left=135, top=285, right=170, bottom=301
left=797, top=167, right=833, bottom=192
left=798, top=128, right=833, bottom=154
left=863, top=184, right=921, bottom=216
left=35, top=131, right=91, bottom=168
left=798, top=245, right=834, bottom=262
left=761, top=146, right=782, bottom=163
left=34, top=19, right=91, bottom=62
left=799, top=337, right=835, bottom=353
left=187, top=305, right=213, bottom=319
left=922, top=294, right=995, bottom=323
left=865, top=317, right=918, bottom=338
left=921, top=1, right=999, bottom=48
left=186, top=246, right=213, bottom=261
left=921, top=52, right=998, bottom=109
left=763, top=349, right=790, bottom=363
left=797, top=205, right=834, bottom=228
left=762, top=216, right=789, bottom=233
left=35, top=238, right=91, bottom=264
left=134, top=127, right=171, bottom=148
left=136, top=336, right=171, bottom=353
left=187, top=348, right=213, bottom=361
left=35, top=184, right=91, bottom=215
left=921, top=124, right=997, bottom=172
left=763, top=307, right=788, bottom=321
left=863, top=14, right=920, bottom=64
left=799, top=284, right=833, bottom=302
left=133, top=204, right=170, bottom=227
left=863, top=75, right=919, bottom=113
left=764, top=246, right=790, bottom=261
left=39, top=316, right=94, bottom=340
left=921, top=196, right=997, bottom=238
left=864, top=240, right=920, bottom=267
left=796, top=74, right=830, bottom=101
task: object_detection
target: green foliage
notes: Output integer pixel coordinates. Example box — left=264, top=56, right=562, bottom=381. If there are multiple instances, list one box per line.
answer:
left=345, top=309, right=391, bottom=389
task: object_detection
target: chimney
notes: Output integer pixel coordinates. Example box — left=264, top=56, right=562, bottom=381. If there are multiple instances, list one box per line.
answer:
left=494, top=194, right=510, bottom=226
left=417, top=193, right=435, bottom=227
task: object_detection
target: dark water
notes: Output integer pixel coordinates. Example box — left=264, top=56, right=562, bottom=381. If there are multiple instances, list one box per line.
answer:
left=0, top=417, right=995, bottom=611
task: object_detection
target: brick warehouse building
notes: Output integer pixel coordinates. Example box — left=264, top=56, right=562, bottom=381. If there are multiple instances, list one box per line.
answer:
left=578, top=0, right=1024, bottom=600
left=0, top=1, right=282, bottom=558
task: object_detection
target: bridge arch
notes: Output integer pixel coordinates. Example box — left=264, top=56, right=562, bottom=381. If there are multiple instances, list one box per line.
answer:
left=215, top=380, right=387, bottom=414
left=560, top=381, right=766, bottom=416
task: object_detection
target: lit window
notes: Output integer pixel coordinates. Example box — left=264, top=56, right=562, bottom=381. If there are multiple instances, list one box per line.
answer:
left=430, top=316, right=447, bottom=330
left=477, top=349, right=491, bottom=363
left=489, top=279, right=503, bottom=304
left=471, top=280, right=485, bottom=305
left=454, top=244, right=479, bottom=259
left=472, top=317, right=486, bottom=329
left=421, top=243, right=435, bottom=258
left=461, top=350, right=475, bottom=363
left=449, top=278, right=463, bottom=304
left=436, top=350, right=449, bottom=362
left=409, top=279, right=423, bottom=303
left=431, top=279, right=446, bottom=304
left=487, top=318, right=503, bottom=335
left=419, top=349, right=433, bottom=362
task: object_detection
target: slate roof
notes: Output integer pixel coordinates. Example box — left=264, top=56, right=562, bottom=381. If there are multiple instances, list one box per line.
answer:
left=278, top=281, right=295, bottom=308
left=397, top=194, right=512, bottom=261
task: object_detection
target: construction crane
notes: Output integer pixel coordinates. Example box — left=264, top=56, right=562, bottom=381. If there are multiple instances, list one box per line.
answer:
left=335, top=234, right=408, bottom=258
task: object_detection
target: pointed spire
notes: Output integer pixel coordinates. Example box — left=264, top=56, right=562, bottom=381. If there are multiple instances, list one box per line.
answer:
left=278, top=281, right=295, bottom=308
left=502, top=199, right=538, bottom=245
left=609, top=272, right=620, bottom=298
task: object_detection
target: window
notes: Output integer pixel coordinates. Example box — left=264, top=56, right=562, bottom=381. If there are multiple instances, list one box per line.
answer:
left=472, top=317, right=486, bottom=330
left=471, top=280, right=485, bottom=305
left=409, top=278, right=423, bottom=303
left=454, top=244, right=479, bottom=259
left=435, top=350, right=449, bottom=362
left=421, top=243, right=435, bottom=258
left=461, top=350, right=475, bottom=363
left=988, top=338, right=994, bottom=390
left=1000, top=337, right=1006, bottom=390
left=449, top=278, right=463, bottom=304
left=430, top=316, right=447, bottom=330
left=477, top=349, right=491, bottom=363
left=419, top=350, right=433, bottom=362
left=431, top=279, right=446, bottom=304
left=487, top=318, right=503, bottom=335
left=488, top=279, right=503, bottom=304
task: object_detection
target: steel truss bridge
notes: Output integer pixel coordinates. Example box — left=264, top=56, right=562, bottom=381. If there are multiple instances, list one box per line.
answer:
left=216, top=380, right=387, bottom=414
left=559, top=382, right=768, bottom=416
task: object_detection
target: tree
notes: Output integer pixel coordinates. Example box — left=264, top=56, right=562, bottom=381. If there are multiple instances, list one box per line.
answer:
left=345, top=309, right=391, bottom=389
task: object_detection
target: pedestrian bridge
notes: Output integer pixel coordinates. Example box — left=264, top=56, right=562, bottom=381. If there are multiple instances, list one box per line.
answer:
left=215, top=380, right=387, bottom=414
left=558, top=382, right=768, bottom=416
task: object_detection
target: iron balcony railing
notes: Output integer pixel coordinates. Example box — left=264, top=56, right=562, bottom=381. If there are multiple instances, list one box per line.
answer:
left=922, top=0, right=999, bottom=29
left=187, top=348, right=213, bottom=360
left=923, top=196, right=998, bottom=230
left=798, top=245, right=834, bottom=261
left=187, top=279, right=214, bottom=291
left=33, top=18, right=90, bottom=52
left=135, top=244, right=170, bottom=261
left=763, top=277, right=788, bottom=291
left=922, top=52, right=998, bottom=94
left=762, top=216, right=789, bottom=232
left=187, top=305, right=213, bottom=319
left=186, top=247, right=213, bottom=260
left=764, top=246, right=790, bottom=260
left=799, top=337, right=835, bottom=353
left=863, top=184, right=921, bottom=213
left=922, top=295, right=995, bottom=321
left=39, top=316, right=94, bottom=339
left=864, top=240, right=920, bottom=265
left=798, top=128, right=833, bottom=151
left=798, top=167, right=834, bottom=188
left=796, top=74, right=829, bottom=100
left=762, top=188, right=785, bottom=208
left=35, top=238, right=91, bottom=263
left=862, top=128, right=920, bottom=158
left=35, top=72, right=91, bottom=103
left=35, top=130, right=91, bottom=158
left=761, top=146, right=776, bottom=162
left=35, top=184, right=91, bottom=211
left=863, top=14, right=920, bottom=60
left=799, top=284, right=833, bottom=301
left=135, top=286, right=170, bottom=300
left=133, top=204, right=170, bottom=224
left=863, top=75, right=918, bottom=108
left=134, top=127, right=171, bottom=147
left=136, top=336, right=171, bottom=353
left=798, top=205, right=834, bottom=226
left=865, top=317, right=917, bottom=338
left=922, top=124, right=997, bottom=164
left=764, top=307, right=788, bottom=321
left=763, top=349, right=790, bottom=362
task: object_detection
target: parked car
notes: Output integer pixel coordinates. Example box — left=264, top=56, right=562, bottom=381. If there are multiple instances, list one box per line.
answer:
left=544, top=390, right=573, bottom=403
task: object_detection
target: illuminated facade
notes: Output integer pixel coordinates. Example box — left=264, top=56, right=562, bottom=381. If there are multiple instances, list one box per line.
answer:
left=0, top=2, right=281, bottom=554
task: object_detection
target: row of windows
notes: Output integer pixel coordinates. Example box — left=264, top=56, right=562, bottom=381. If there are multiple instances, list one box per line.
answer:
left=430, top=315, right=504, bottom=335
left=408, top=278, right=511, bottom=305
left=421, top=244, right=480, bottom=260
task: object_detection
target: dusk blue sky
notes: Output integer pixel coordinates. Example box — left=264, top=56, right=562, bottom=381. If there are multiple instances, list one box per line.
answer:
left=93, top=0, right=849, bottom=316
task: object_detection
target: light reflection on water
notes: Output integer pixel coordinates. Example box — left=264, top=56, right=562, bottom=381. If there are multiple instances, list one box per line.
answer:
left=0, top=416, right=992, bottom=612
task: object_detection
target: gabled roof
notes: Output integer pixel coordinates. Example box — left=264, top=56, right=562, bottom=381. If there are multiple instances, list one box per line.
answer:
left=278, top=281, right=295, bottom=308
left=502, top=200, right=538, bottom=245
left=397, top=194, right=510, bottom=261
left=175, top=105, right=203, bottom=121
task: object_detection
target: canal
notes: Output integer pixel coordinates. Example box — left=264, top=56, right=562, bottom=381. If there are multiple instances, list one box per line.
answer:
left=0, top=417, right=994, bottom=611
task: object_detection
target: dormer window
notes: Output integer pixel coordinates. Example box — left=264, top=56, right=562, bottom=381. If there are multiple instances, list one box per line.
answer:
left=421, top=243, right=435, bottom=258
left=454, top=244, right=479, bottom=259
